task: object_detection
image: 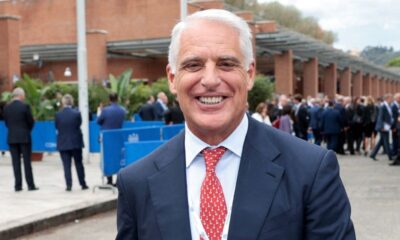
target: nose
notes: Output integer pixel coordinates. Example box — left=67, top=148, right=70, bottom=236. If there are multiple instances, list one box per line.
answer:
left=200, top=62, right=221, bottom=89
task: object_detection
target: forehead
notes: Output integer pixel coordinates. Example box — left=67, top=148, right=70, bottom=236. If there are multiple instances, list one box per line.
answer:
left=178, top=19, right=242, bottom=59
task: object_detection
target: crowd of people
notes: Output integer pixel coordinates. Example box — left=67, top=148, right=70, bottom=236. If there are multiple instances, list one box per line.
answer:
left=138, top=91, right=184, bottom=124
left=251, top=92, right=400, bottom=166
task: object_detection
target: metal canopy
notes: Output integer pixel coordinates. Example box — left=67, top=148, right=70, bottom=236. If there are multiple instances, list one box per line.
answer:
left=256, top=26, right=400, bottom=80
left=20, top=44, right=77, bottom=62
left=19, top=27, right=400, bottom=80
left=107, top=38, right=170, bottom=58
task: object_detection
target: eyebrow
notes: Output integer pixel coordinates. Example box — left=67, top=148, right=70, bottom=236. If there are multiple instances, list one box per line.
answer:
left=218, top=56, right=241, bottom=64
left=179, top=57, right=203, bottom=67
left=180, top=56, right=241, bottom=66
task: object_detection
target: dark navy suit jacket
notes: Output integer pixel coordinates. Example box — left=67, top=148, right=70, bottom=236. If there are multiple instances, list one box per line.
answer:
left=153, top=101, right=166, bottom=121
left=97, top=103, right=126, bottom=130
left=391, top=102, right=399, bottom=129
left=375, top=103, right=393, bottom=132
left=309, top=105, right=322, bottom=130
left=321, top=108, right=342, bottom=135
left=116, top=116, right=355, bottom=240
left=3, top=100, right=34, bottom=144
left=55, top=107, right=83, bottom=151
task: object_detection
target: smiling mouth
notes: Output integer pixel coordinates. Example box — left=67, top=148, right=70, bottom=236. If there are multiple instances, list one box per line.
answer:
left=197, top=96, right=225, bottom=105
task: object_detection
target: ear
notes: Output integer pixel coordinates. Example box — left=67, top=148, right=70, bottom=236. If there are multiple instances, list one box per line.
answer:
left=166, top=64, right=177, bottom=95
left=246, top=61, right=256, bottom=90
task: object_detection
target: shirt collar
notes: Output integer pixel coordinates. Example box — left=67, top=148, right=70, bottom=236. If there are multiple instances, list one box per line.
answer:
left=185, top=114, right=249, bottom=168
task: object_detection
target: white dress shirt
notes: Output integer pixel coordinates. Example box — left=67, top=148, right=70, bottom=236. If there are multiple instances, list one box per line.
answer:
left=185, top=114, right=248, bottom=240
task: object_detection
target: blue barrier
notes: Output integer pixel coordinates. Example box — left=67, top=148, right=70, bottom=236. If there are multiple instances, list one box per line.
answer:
left=162, top=124, right=184, bottom=140
left=124, top=141, right=165, bottom=167
left=101, top=127, right=162, bottom=176
left=0, top=121, right=57, bottom=152
left=0, top=122, right=7, bottom=150
left=31, top=121, right=57, bottom=151
left=0, top=120, right=166, bottom=153
left=90, top=121, right=165, bottom=153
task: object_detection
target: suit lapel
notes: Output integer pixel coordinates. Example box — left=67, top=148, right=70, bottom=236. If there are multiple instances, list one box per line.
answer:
left=147, top=132, right=192, bottom=239
left=229, top=118, right=285, bottom=239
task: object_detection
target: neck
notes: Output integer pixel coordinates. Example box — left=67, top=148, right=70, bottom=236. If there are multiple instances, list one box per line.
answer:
left=187, top=115, right=244, bottom=146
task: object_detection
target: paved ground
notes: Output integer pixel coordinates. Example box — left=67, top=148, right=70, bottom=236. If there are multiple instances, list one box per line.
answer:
left=17, top=210, right=116, bottom=240
left=340, top=153, right=400, bottom=240
left=2, top=150, right=400, bottom=239
left=0, top=152, right=117, bottom=239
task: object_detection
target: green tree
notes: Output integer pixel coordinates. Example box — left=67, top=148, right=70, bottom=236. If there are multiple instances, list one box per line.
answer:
left=224, top=0, right=337, bottom=45
left=109, top=68, right=133, bottom=104
left=248, top=74, right=274, bottom=112
left=386, top=56, right=400, bottom=67
left=14, top=74, right=56, bottom=120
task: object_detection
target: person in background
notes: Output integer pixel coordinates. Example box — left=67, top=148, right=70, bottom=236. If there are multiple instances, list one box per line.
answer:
left=369, top=93, right=393, bottom=161
left=308, top=98, right=323, bottom=145
left=138, top=95, right=156, bottom=121
left=55, top=94, right=88, bottom=191
left=279, top=104, right=294, bottom=134
left=153, top=91, right=169, bottom=121
left=344, top=96, right=355, bottom=155
left=97, top=92, right=126, bottom=186
left=116, top=9, right=355, bottom=240
left=3, top=88, right=38, bottom=192
left=269, top=94, right=289, bottom=122
left=292, top=94, right=309, bottom=141
left=352, top=97, right=366, bottom=154
left=391, top=93, right=400, bottom=158
left=334, top=96, right=347, bottom=155
left=164, top=99, right=185, bottom=125
left=251, top=102, right=271, bottom=126
left=321, top=100, right=343, bottom=151
left=363, top=96, right=377, bottom=156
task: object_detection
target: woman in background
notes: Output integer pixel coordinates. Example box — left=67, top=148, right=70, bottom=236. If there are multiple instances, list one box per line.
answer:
left=251, top=102, right=272, bottom=126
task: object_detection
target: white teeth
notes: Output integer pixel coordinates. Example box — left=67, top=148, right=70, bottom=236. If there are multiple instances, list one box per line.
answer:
left=199, top=96, right=223, bottom=105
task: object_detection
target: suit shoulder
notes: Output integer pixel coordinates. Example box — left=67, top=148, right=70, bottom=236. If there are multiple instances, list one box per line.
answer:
left=251, top=120, right=328, bottom=166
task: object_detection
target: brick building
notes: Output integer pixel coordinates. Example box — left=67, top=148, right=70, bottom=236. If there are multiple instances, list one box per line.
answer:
left=1, top=0, right=399, bottom=97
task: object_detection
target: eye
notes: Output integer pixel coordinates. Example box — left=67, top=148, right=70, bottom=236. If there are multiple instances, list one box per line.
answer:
left=218, top=60, right=239, bottom=71
left=181, top=61, right=203, bottom=72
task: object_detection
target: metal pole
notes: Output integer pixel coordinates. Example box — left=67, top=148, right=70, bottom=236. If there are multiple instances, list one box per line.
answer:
left=180, top=0, right=187, bottom=21
left=76, top=0, right=90, bottom=163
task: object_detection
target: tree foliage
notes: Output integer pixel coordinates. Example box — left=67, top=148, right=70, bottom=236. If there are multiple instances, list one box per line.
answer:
left=248, top=74, right=274, bottom=112
left=387, top=56, right=400, bottom=67
left=224, top=0, right=337, bottom=45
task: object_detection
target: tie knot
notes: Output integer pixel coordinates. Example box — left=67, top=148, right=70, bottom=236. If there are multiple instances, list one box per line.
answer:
left=202, top=146, right=226, bottom=173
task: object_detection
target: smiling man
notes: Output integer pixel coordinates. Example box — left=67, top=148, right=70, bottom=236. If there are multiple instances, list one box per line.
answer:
left=116, top=9, right=355, bottom=240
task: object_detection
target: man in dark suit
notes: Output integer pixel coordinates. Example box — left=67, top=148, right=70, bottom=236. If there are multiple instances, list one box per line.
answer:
left=3, top=88, right=38, bottom=192
left=116, top=9, right=355, bottom=240
left=334, top=96, right=347, bottom=154
left=164, top=99, right=185, bottom=125
left=321, top=101, right=343, bottom=151
left=293, top=94, right=309, bottom=141
left=391, top=93, right=400, bottom=165
left=138, top=95, right=156, bottom=121
left=370, top=93, right=394, bottom=161
left=153, top=91, right=169, bottom=121
left=97, top=92, right=126, bottom=185
left=55, top=94, right=88, bottom=191
left=308, top=98, right=323, bottom=145
left=390, top=93, right=400, bottom=157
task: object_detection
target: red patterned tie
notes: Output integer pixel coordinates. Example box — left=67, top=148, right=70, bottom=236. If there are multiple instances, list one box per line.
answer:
left=200, top=146, right=227, bottom=240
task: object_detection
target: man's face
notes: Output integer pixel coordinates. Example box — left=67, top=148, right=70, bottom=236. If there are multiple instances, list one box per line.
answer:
left=167, top=20, right=255, bottom=144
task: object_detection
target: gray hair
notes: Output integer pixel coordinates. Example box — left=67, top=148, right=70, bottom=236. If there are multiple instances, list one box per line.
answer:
left=62, top=94, right=74, bottom=107
left=12, top=87, right=25, bottom=98
left=168, top=9, right=254, bottom=74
